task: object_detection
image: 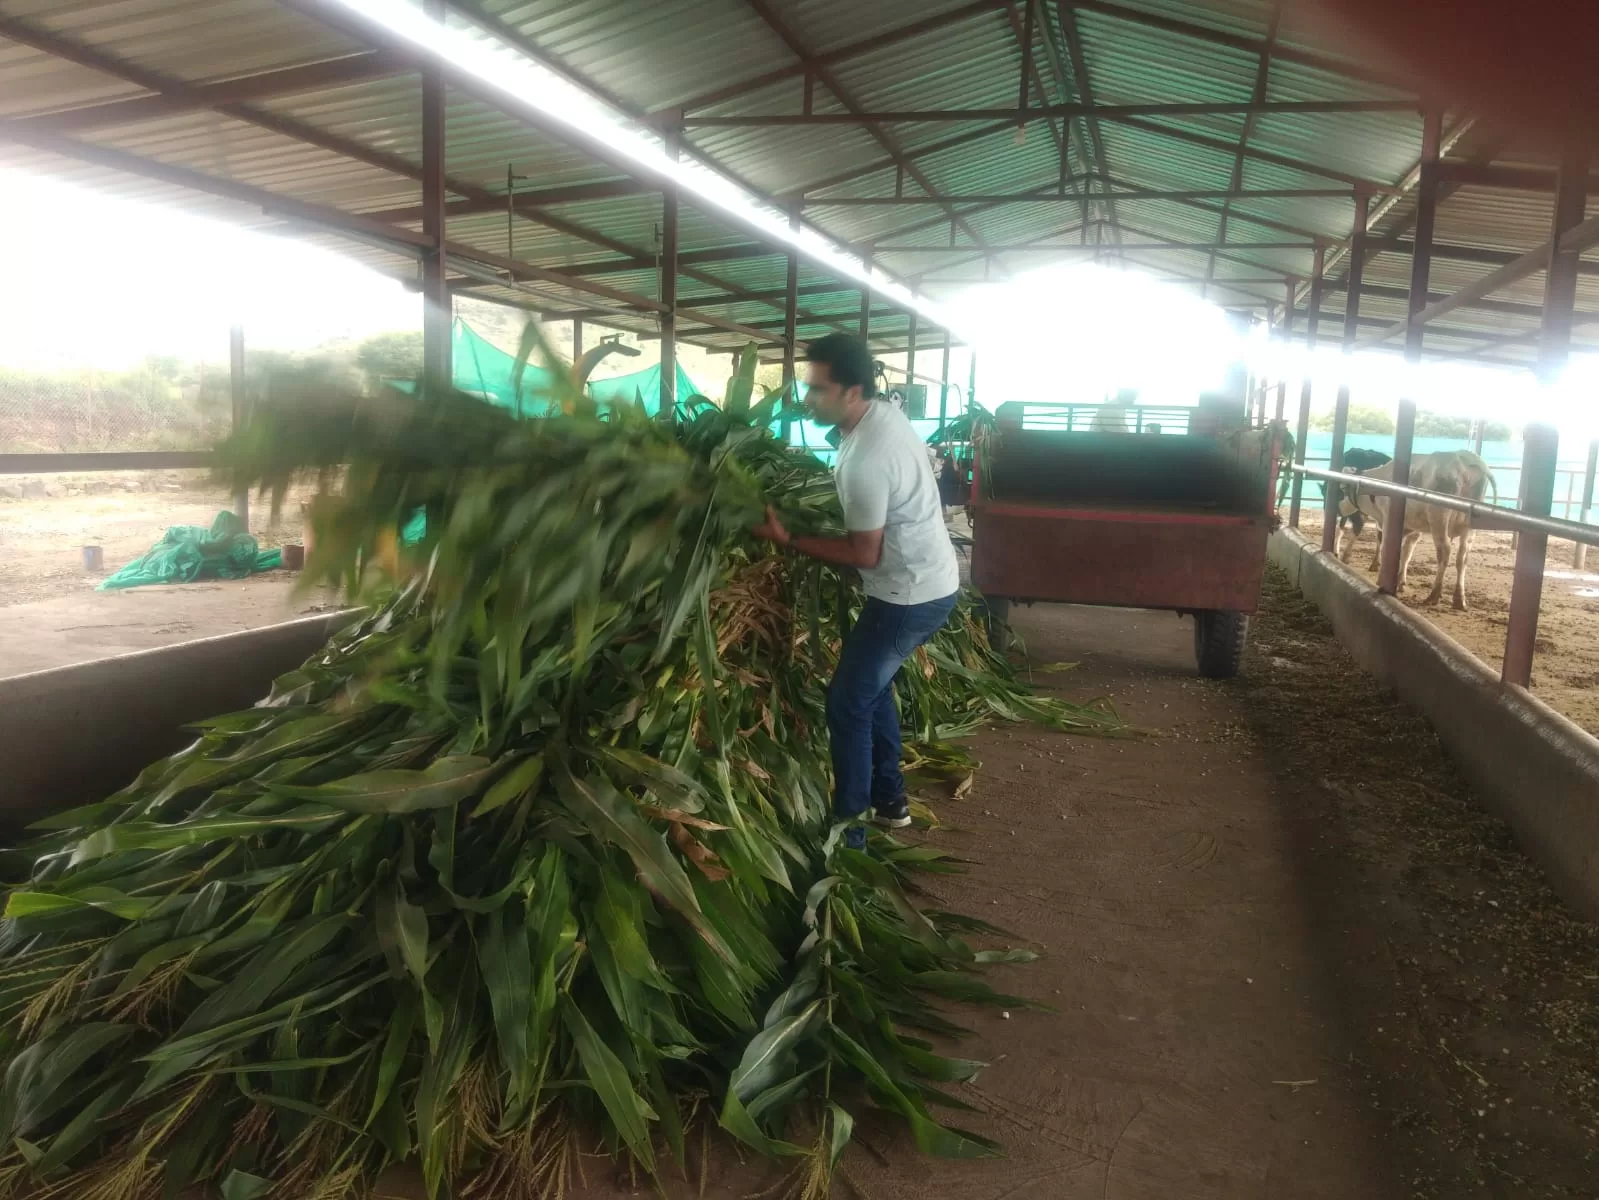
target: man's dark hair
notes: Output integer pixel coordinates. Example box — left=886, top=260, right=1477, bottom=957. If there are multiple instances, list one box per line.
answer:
left=805, top=333, right=878, bottom=399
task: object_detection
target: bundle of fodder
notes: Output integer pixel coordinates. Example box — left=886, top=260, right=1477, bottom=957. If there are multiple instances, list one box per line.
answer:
left=0, top=337, right=1123, bottom=1200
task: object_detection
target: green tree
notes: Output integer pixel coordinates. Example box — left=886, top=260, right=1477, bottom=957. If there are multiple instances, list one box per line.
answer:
left=1414, top=409, right=1472, bottom=438
left=1311, top=403, right=1394, bottom=434
left=357, top=330, right=424, bottom=381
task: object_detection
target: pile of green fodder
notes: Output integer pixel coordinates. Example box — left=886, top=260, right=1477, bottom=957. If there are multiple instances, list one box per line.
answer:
left=0, top=344, right=1123, bottom=1200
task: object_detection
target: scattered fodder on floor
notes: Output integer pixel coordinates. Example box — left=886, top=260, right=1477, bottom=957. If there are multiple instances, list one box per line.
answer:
left=1237, top=567, right=1599, bottom=1198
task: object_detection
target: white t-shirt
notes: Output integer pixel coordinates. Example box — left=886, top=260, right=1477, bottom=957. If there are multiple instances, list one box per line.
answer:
left=835, top=401, right=960, bottom=605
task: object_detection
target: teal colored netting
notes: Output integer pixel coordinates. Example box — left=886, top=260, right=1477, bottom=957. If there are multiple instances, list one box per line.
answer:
left=440, top=320, right=700, bottom=418
left=394, top=321, right=706, bottom=542
left=97, top=512, right=281, bottom=590
left=589, top=362, right=700, bottom=416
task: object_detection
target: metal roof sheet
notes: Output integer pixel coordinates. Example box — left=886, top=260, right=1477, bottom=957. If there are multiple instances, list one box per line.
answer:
left=471, top=0, right=788, bottom=114
left=0, top=32, right=144, bottom=117
left=0, top=0, right=1581, bottom=357
left=9, top=0, right=364, bottom=80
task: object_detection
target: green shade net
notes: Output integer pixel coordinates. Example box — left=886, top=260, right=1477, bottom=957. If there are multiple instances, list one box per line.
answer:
left=448, top=320, right=700, bottom=418
left=397, top=321, right=704, bottom=543
left=97, top=511, right=281, bottom=590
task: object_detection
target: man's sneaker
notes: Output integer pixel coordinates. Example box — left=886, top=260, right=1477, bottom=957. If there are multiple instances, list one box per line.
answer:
left=872, top=796, right=912, bottom=829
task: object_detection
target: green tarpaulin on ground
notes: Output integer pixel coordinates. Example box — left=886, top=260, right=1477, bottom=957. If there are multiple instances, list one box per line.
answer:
left=97, top=511, right=281, bottom=590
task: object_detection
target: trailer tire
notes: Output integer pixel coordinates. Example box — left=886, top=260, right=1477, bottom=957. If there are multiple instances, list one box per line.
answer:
left=1194, top=609, right=1248, bottom=679
left=981, top=596, right=1012, bottom=652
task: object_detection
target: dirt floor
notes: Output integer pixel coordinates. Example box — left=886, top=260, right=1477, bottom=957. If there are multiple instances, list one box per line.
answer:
left=397, top=580, right=1592, bottom=1200
left=1295, top=509, right=1599, bottom=738
left=0, top=472, right=335, bottom=676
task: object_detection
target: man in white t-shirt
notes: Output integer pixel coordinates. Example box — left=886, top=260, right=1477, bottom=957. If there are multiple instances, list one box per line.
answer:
left=753, top=334, right=960, bottom=849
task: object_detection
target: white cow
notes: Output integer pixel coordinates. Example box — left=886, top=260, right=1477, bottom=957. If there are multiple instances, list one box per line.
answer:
left=1339, top=450, right=1497, bottom=609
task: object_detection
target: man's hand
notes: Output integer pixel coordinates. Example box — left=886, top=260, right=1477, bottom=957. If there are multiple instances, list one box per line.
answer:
left=752, top=504, right=791, bottom=548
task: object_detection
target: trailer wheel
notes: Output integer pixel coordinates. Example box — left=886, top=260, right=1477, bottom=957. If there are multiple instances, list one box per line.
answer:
left=981, top=596, right=1012, bottom=652
left=1193, top=609, right=1248, bottom=679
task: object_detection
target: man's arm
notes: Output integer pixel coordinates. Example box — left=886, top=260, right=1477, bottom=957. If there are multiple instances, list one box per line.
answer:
left=752, top=506, right=883, bottom=569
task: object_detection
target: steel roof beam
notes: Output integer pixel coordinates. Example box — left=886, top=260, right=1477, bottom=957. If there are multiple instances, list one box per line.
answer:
left=1306, top=118, right=1480, bottom=304
left=290, top=0, right=932, bottom=316
left=1066, top=0, right=1419, bottom=94
left=5, top=7, right=833, bottom=340
left=1206, top=5, right=1280, bottom=299
left=1323, top=280, right=1587, bottom=321
left=667, top=1, right=1009, bottom=114
left=880, top=239, right=1313, bottom=251
left=8, top=50, right=400, bottom=134
left=1360, top=212, right=1599, bottom=345
left=1056, top=3, right=1122, bottom=249
left=1274, top=311, right=1529, bottom=345
left=666, top=307, right=904, bottom=336
left=0, top=14, right=448, bottom=190
left=1002, top=1, right=1077, bottom=204
left=1371, top=236, right=1599, bottom=275
left=800, top=121, right=1018, bottom=197
left=0, top=114, right=817, bottom=345
left=684, top=99, right=1418, bottom=126
left=439, top=0, right=945, bottom=311
left=556, top=244, right=768, bottom=277
left=0, top=117, right=432, bottom=250
left=808, top=187, right=1359, bottom=205
left=1111, top=114, right=1395, bottom=190
left=364, top=180, right=651, bottom=223
left=743, top=0, right=1002, bottom=271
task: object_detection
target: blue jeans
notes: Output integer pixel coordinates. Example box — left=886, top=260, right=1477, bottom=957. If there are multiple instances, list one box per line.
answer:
left=827, top=592, right=958, bottom=823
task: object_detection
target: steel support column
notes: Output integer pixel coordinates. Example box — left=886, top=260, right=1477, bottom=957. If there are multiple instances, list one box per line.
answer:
left=1378, top=111, right=1442, bottom=595
left=1504, top=143, right=1588, bottom=686
left=859, top=284, right=872, bottom=340
left=939, top=334, right=951, bottom=432
left=1323, top=191, right=1368, bottom=553
left=659, top=115, right=680, bottom=423
left=420, top=0, right=450, bottom=393
left=229, top=325, right=248, bottom=530
left=572, top=318, right=583, bottom=358
left=1273, top=283, right=1293, bottom=421
left=906, top=310, right=918, bottom=382
left=1288, top=245, right=1325, bottom=526
left=1576, top=439, right=1599, bottom=570
left=782, top=234, right=799, bottom=438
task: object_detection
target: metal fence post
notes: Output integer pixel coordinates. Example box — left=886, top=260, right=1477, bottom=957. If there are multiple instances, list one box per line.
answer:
left=1323, top=190, right=1368, bottom=554
left=1577, top=439, right=1599, bottom=570
left=1289, top=245, right=1325, bottom=527
left=1379, top=110, right=1442, bottom=596
left=229, top=325, right=248, bottom=530
left=1504, top=142, right=1587, bottom=686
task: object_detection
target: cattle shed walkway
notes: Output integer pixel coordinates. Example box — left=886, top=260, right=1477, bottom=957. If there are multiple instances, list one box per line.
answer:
left=5, top=566, right=1595, bottom=1197
left=803, top=575, right=1595, bottom=1200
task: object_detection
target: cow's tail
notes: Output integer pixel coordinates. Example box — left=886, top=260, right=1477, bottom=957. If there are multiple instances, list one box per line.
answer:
left=1486, top=468, right=1499, bottom=508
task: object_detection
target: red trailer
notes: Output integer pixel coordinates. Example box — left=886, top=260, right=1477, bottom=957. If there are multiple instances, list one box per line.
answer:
left=970, top=402, right=1284, bottom=678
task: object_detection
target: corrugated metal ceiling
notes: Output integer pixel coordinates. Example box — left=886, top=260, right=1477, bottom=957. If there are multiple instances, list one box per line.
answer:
left=0, top=0, right=1589, bottom=358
